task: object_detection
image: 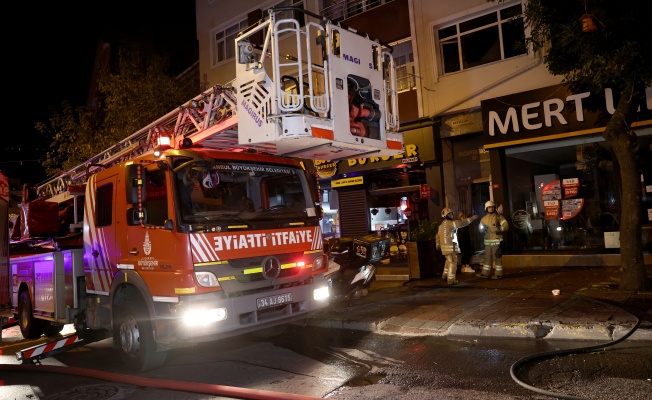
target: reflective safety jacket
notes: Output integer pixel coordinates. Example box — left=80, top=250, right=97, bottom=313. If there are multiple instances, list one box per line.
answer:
left=436, top=215, right=478, bottom=255
left=479, top=212, right=509, bottom=245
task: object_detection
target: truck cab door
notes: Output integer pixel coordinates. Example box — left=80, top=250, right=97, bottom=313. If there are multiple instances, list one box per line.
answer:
left=83, top=173, right=119, bottom=293
left=123, top=167, right=189, bottom=296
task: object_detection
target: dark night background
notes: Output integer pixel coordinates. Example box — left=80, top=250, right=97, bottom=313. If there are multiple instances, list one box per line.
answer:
left=3, top=1, right=198, bottom=188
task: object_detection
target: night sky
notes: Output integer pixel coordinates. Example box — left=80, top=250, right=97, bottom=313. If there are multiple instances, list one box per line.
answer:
left=4, top=1, right=197, bottom=187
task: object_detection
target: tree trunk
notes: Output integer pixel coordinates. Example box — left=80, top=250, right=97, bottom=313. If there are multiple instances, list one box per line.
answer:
left=603, top=87, right=649, bottom=291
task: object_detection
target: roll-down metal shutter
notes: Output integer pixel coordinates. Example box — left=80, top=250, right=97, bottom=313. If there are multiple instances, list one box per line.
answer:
left=337, top=189, right=368, bottom=238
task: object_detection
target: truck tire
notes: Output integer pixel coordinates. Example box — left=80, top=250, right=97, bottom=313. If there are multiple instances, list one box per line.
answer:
left=44, top=323, right=65, bottom=337
left=18, top=291, right=45, bottom=339
left=114, top=299, right=167, bottom=372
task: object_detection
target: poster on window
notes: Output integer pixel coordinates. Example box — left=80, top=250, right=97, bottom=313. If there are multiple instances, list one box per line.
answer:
left=543, top=200, right=559, bottom=220
left=541, top=180, right=561, bottom=201
left=562, top=178, right=580, bottom=198
left=561, top=198, right=584, bottom=220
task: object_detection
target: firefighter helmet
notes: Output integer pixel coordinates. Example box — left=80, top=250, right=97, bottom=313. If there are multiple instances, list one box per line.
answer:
left=441, top=207, right=453, bottom=218
left=485, top=201, right=495, bottom=211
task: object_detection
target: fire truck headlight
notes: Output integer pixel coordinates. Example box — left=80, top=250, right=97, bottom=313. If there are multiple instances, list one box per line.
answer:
left=183, top=308, right=227, bottom=326
left=313, top=285, right=329, bottom=301
left=195, top=271, right=220, bottom=287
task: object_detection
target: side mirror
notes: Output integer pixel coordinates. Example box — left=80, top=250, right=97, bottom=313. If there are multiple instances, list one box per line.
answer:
left=315, top=203, right=323, bottom=220
left=125, top=164, right=146, bottom=205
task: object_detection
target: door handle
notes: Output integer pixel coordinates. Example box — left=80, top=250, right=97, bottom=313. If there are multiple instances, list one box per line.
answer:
left=129, top=248, right=139, bottom=255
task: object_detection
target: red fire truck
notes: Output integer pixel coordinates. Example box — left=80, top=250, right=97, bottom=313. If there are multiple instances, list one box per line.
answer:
left=1, top=8, right=402, bottom=371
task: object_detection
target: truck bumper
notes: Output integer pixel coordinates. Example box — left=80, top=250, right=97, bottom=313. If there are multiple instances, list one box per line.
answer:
left=158, top=277, right=330, bottom=347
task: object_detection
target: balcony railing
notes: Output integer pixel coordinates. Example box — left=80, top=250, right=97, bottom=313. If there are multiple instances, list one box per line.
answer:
left=320, top=0, right=394, bottom=22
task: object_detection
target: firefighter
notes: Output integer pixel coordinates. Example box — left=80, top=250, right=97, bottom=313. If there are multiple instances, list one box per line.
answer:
left=477, top=201, right=509, bottom=279
left=436, top=208, right=478, bottom=285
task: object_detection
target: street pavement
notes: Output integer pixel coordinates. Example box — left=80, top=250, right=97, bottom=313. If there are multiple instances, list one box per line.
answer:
left=1, top=265, right=650, bottom=361
left=303, top=264, right=652, bottom=342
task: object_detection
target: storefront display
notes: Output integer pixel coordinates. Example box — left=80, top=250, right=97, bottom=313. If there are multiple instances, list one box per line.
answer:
left=482, top=83, right=652, bottom=254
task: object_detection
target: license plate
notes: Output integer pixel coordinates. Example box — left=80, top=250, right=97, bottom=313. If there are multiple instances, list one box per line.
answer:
left=256, top=293, right=292, bottom=310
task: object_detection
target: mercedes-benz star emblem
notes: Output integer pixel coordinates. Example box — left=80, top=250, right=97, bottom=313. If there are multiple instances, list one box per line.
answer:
left=261, top=256, right=282, bottom=280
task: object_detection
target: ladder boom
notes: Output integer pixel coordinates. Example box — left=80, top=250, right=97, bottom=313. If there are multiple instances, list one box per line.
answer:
left=37, top=7, right=404, bottom=200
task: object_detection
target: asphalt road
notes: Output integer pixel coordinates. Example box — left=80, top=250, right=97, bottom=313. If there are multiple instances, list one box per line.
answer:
left=2, top=324, right=651, bottom=400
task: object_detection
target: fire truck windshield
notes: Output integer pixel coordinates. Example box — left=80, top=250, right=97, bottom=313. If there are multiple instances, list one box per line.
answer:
left=175, top=160, right=315, bottom=224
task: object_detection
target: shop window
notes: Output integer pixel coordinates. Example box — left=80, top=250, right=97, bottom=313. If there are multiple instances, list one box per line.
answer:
left=504, top=138, right=639, bottom=252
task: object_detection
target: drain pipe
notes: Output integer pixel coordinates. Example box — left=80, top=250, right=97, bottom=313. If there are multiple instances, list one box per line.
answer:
left=0, top=363, right=322, bottom=400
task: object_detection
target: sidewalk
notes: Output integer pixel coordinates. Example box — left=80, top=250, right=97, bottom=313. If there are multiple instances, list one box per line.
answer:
left=304, top=265, right=652, bottom=341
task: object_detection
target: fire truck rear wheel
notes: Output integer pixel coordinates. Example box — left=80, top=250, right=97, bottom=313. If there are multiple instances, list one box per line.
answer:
left=18, top=291, right=46, bottom=339
left=114, top=299, right=167, bottom=372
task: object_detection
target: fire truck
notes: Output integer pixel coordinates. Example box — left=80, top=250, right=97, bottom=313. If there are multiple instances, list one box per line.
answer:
left=1, top=8, right=402, bottom=371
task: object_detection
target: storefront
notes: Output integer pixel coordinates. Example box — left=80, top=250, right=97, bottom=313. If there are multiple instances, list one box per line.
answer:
left=480, top=84, right=652, bottom=259
left=312, top=125, right=440, bottom=251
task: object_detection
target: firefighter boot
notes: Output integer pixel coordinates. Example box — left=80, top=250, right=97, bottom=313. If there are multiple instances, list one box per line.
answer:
left=491, top=265, right=503, bottom=279
left=476, top=264, right=491, bottom=279
left=447, top=260, right=458, bottom=285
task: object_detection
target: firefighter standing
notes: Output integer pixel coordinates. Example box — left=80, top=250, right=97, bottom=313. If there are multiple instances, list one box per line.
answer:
left=436, top=208, right=478, bottom=285
left=477, top=201, right=509, bottom=279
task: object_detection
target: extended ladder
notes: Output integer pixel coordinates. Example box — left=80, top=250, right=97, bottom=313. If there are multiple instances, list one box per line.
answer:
left=37, top=7, right=404, bottom=200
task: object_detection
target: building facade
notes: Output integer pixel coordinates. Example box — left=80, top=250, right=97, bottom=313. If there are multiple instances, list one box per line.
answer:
left=195, top=0, right=652, bottom=265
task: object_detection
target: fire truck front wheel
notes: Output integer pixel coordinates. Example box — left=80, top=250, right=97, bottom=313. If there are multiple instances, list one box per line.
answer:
left=114, top=299, right=167, bottom=372
left=44, top=323, right=65, bottom=337
left=18, top=291, right=46, bottom=339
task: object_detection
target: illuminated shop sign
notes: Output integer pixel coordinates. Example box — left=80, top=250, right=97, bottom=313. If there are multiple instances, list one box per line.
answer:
left=481, top=84, right=652, bottom=149
left=312, top=127, right=437, bottom=179
left=331, top=176, right=364, bottom=188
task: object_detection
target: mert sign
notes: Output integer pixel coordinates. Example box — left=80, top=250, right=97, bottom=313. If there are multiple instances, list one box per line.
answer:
left=481, top=84, right=652, bottom=149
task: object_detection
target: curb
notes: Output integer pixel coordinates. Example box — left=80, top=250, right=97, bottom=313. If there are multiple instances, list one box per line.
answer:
left=301, top=316, right=652, bottom=341
left=299, top=276, right=652, bottom=341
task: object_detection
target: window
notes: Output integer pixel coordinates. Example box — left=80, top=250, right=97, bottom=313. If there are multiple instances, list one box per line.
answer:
left=96, top=183, right=113, bottom=227
left=175, top=159, right=312, bottom=223
left=145, top=169, right=169, bottom=226
left=211, top=0, right=304, bottom=67
left=272, top=0, right=305, bottom=26
left=390, top=39, right=415, bottom=93
left=504, top=134, right=652, bottom=252
left=435, top=2, right=525, bottom=74
left=212, top=19, right=248, bottom=66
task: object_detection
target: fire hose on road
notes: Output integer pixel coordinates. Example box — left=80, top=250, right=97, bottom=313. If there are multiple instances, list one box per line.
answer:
left=0, top=363, right=323, bottom=400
